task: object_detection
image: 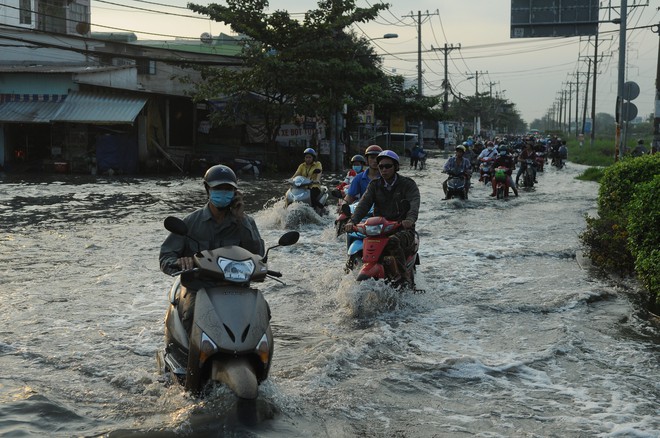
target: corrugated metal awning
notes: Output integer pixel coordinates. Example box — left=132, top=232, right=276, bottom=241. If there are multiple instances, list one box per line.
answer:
left=52, top=92, right=147, bottom=124
left=0, top=100, right=63, bottom=123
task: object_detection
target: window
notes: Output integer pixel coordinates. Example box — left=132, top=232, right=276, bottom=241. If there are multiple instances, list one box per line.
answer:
left=137, top=59, right=157, bottom=75
left=19, top=0, right=32, bottom=25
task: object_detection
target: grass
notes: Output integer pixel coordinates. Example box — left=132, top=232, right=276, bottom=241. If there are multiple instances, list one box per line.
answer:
left=563, top=137, right=632, bottom=181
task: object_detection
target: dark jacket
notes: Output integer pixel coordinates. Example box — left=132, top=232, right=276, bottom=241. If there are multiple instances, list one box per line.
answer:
left=351, top=174, right=420, bottom=224
left=159, top=200, right=264, bottom=275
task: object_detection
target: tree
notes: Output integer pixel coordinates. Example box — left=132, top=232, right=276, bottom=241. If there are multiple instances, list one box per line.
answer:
left=186, top=0, right=390, bottom=144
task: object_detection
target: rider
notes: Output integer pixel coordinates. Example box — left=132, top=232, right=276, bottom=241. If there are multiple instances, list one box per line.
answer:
left=477, top=141, right=499, bottom=182
left=292, top=147, right=324, bottom=211
left=159, top=165, right=265, bottom=333
left=337, top=154, right=366, bottom=193
left=442, top=145, right=472, bottom=198
left=516, top=142, right=537, bottom=186
left=344, top=144, right=382, bottom=204
left=345, top=150, right=420, bottom=283
left=490, top=146, right=518, bottom=197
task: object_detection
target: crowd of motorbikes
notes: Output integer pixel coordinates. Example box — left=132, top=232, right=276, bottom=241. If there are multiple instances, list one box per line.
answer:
left=468, top=134, right=567, bottom=199
left=155, top=134, right=566, bottom=403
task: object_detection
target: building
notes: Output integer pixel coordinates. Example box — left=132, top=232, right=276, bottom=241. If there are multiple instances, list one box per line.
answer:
left=0, top=0, right=244, bottom=174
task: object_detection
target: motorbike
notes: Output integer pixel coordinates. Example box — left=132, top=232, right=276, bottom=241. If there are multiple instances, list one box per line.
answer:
left=342, top=201, right=419, bottom=289
left=520, top=158, right=536, bottom=188
left=444, top=168, right=469, bottom=200
left=285, top=169, right=329, bottom=215
left=494, top=166, right=511, bottom=199
left=534, top=152, right=546, bottom=172
left=478, top=157, right=496, bottom=185
left=156, top=216, right=300, bottom=399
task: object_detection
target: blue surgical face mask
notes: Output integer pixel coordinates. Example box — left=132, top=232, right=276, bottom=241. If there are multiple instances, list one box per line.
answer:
left=352, top=165, right=363, bottom=172
left=210, top=189, right=234, bottom=208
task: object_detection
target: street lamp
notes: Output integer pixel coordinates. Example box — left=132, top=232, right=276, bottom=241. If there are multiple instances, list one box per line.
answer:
left=369, top=33, right=398, bottom=41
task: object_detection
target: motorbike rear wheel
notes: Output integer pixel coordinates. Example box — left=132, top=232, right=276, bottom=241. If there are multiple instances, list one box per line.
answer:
left=496, top=185, right=505, bottom=199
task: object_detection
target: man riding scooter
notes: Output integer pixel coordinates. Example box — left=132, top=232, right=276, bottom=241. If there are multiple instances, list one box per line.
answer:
left=344, top=150, right=420, bottom=283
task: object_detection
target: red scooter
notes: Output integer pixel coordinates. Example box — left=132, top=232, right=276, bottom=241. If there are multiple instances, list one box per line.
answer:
left=343, top=201, right=419, bottom=288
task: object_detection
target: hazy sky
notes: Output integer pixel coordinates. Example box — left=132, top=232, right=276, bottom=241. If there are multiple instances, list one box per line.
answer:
left=90, top=0, right=658, bottom=126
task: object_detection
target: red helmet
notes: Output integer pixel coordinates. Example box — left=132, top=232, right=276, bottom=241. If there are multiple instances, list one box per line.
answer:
left=364, top=144, right=383, bottom=156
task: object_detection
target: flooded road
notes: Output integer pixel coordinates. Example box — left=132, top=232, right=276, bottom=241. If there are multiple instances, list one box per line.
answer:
left=1, top=155, right=658, bottom=437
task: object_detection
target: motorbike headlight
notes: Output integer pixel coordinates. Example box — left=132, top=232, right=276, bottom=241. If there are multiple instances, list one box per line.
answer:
left=217, top=258, right=255, bottom=282
left=365, top=223, right=383, bottom=236
left=199, top=332, right=219, bottom=364
left=256, top=333, right=270, bottom=365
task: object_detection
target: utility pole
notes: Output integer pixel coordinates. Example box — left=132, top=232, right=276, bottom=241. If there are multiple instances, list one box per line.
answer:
left=404, top=10, right=438, bottom=148
left=433, top=43, right=460, bottom=112
left=654, top=22, right=660, bottom=154
left=590, top=33, right=599, bottom=146
left=574, top=72, right=580, bottom=136
left=615, top=0, right=627, bottom=161
left=567, top=81, right=573, bottom=135
left=582, top=57, right=592, bottom=135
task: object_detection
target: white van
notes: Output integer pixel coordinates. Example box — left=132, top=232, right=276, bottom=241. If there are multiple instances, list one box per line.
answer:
left=369, top=133, right=419, bottom=156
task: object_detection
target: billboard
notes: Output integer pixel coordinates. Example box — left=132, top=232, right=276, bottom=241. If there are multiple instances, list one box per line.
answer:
left=511, top=0, right=599, bottom=38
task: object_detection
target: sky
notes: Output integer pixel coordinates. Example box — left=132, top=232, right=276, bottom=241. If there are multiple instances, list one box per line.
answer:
left=89, top=0, right=659, bottom=126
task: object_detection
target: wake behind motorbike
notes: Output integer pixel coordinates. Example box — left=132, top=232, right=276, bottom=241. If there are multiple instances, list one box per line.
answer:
left=342, top=202, right=419, bottom=289
left=285, top=171, right=329, bottom=216
left=157, top=216, right=299, bottom=399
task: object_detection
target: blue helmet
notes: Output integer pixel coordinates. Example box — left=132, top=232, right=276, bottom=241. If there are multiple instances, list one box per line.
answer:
left=303, top=147, right=317, bottom=158
left=376, top=149, right=400, bottom=164
left=351, top=154, right=366, bottom=164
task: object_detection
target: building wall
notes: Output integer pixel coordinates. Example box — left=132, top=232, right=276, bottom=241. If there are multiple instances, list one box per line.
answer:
left=0, top=73, right=75, bottom=94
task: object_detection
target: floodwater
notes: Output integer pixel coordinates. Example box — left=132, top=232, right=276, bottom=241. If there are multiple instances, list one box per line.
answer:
left=0, top=154, right=658, bottom=437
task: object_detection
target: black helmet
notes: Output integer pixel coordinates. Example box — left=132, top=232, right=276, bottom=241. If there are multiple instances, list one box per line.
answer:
left=204, top=164, right=238, bottom=189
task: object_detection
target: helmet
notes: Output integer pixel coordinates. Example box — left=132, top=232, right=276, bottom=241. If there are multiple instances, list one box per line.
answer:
left=204, top=164, right=238, bottom=189
left=365, top=144, right=383, bottom=156
left=351, top=154, right=366, bottom=164
left=456, top=145, right=466, bottom=152
left=303, top=147, right=317, bottom=158
left=376, top=150, right=400, bottom=164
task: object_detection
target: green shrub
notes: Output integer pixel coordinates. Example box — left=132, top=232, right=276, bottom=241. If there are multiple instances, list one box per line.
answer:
left=580, top=154, right=659, bottom=280
left=597, top=154, right=660, bottom=213
left=576, top=167, right=605, bottom=182
left=627, top=175, right=660, bottom=304
left=581, top=212, right=635, bottom=275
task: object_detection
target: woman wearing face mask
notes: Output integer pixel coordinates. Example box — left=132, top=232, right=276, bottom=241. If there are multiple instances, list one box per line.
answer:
left=159, top=164, right=265, bottom=332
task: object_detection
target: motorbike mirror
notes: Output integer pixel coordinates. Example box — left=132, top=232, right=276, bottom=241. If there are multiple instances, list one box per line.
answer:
left=278, top=231, right=300, bottom=246
left=341, top=203, right=351, bottom=216
left=164, top=216, right=188, bottom=236
left=263, top=231, right=300, bottom=263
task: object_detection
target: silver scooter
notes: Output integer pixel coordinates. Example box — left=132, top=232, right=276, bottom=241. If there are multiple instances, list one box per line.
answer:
left=157, top=216, right=299, bottom=399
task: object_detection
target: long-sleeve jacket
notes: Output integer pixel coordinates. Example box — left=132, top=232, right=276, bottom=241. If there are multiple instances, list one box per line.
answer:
left=350, top=174, right=420, bottom=224
left=292, top=161, right=322, bottom=188
left=159, top=204, right=264, bottom=275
